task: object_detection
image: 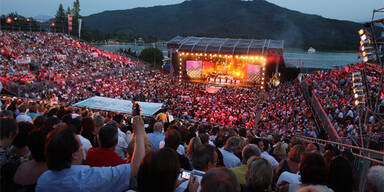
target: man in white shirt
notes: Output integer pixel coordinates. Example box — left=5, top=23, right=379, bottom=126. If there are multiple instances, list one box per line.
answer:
left=16, top=105, right=32, bottom=123
left=219, top=136, right=242, bottom=168
left=68, top=118, right=92, bottom=159
left=111, top=115, right=131, bottom=160
left=337, top=111, right=344, bottom=120
left=36, top=116, right=145, bottom=192
left=116, top=124, right=130, bottom=160
left=256, top=139, right=279, bottom=169
left=346, top=109, right=354, bottom=119
left=276, top=171, right=301, bottom=188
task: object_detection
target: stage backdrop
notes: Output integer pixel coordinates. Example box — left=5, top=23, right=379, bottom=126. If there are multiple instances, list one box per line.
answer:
left=186, top=60, right=202, bottom=78
left=247, top=64, right=261, bottom=81
left=73, top=96, right=163, bottom=116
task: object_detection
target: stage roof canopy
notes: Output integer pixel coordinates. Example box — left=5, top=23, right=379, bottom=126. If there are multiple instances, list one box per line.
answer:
left=167, top=36, right=284, bottom=56
left=73, top=96, right=162, bottom=116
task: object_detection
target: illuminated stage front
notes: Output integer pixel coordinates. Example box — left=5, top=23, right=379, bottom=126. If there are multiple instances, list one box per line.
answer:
left=167, top=36, right=285, bottom=88
left=180, top=52, right=266, bottom=86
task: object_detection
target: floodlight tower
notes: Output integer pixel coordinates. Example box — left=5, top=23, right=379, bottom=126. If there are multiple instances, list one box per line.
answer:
left=356, top=8, right=384, bottom=148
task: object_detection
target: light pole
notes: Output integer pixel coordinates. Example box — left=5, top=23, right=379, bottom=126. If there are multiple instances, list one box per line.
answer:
left=50, top=22, right=55, bottom=33
left=26, top=18, right=31, bottom=32
left=14, top=17, right=19, bottom=31
left=6, top=17, right=12, bottom=30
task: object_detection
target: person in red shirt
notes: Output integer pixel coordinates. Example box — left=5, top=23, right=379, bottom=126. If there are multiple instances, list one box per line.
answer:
left=85, top=124, right=126, bottom=167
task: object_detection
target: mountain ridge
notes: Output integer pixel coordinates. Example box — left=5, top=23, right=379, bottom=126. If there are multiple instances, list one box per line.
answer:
left=83, top=0, right=362, bottom=50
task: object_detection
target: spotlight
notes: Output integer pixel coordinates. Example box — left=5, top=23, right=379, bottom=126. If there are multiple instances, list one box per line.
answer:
left=358, top=29, right=364, bottom=36
left=360, top=34, right=367, bottom=41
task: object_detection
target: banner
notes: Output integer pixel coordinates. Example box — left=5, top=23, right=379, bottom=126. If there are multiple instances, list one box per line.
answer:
left=73, top=96, right=163, bottom=116
left=16, top=56, right=31, bottom=64
left=68, top=15, right=73, bottom=32
left=56, top=55, right=67, bottom=60
left=205, top=86, right=222, bottom=94
left=91, top=52, right=99, bottom=57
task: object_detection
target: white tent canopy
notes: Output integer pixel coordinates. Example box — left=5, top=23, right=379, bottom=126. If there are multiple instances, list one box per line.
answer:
left=73, top=96, right=163, bottom=116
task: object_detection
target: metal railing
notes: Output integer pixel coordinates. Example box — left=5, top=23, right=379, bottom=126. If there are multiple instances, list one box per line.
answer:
left=300, top=136, right=384, bottom=192
left=301, top=81, right=340, bottom=140
left=301, top=136, right=384, bottom=164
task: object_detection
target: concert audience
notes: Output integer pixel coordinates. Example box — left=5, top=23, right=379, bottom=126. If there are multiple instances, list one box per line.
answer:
left=255, top=138, right=279, bottom=169
left=200, top=167, right=241, bottom=192
left=275, top=144, right=305, bottom=185
left=85, top=124, right=126, bottom=167
left=164, top=129, right=191, bottom=171
left=147, top=121, right=165, bottom=150
left=176, top=144, right=217, bottom=192
left=220, top=136, right=242, bottom=168
left=137, top=147, right=181, bottom=192
left=282, top=152, right=333, bottom=192
left=245, top=156, right=273, bottom=192
left=10, top=122, right=34, bottom=160
left=0, top=31, right=381, bottom=192
left=230, top=144, right=261, bottom=185
left=366, top=165, right=384, bottom=192
left=327, top=156, right=353, bottom=192
left=35, top=116, right=145, bottom=191
left=66, top=117, right=91, bottom=159
left=13, top=130, right=49, bottom=191
left=0, top=118, right=20, bottom=192
left=305, top=64, right=383, bottom=146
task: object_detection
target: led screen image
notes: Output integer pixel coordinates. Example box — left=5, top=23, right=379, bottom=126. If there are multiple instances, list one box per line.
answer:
left=186, top=60, right=202, bottom=78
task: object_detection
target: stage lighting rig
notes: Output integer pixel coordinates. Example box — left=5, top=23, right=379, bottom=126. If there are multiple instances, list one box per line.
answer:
left=359, top=29, right=377, bottom=63
left=352, top=71, right=366, bottom=106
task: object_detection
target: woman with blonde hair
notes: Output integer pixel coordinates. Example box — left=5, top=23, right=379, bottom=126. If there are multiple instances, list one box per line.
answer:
left=272, top=142, right=287, bottom=163
left=186, top=136, right=202, bottom=159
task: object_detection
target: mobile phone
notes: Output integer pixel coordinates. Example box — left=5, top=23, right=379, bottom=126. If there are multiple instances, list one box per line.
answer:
left=132, top=102, right=141, bottom=116
left=181, top=171, right=191, bottom=180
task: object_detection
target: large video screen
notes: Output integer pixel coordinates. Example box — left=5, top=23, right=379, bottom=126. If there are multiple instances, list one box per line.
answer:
left=247, top=64, right=261, bottom=81
left=186, top=60, right=202, bottom=78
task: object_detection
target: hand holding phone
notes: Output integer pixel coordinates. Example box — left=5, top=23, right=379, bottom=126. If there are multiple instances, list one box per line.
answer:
left=188, top=174, right=199, bottom=192
left=132, top=100, right=141, bottom=117
left=181, top=171, right=191, bottom=180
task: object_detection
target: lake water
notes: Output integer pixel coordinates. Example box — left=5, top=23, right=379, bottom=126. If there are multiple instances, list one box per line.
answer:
left=96, top=44, right=360, bottom=69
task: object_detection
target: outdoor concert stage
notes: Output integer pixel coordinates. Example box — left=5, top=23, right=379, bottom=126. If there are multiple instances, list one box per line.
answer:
left=167, top=36, right=285, bottom=88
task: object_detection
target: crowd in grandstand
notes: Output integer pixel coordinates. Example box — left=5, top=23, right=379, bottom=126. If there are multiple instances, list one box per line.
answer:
left=305, top=64, right=384, bottom=147
left=0, top=31, right=316, bottom=133
left=0, top=31, right=383, bottom=192
left=0, top=97, right=383, bottom=192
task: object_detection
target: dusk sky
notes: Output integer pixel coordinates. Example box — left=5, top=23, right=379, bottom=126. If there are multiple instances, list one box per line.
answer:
left=0, top=0, right=383, bottom=22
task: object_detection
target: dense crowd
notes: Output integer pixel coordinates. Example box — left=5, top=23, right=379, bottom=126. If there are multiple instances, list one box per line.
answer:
left=305, top=63, right=384, bottom=147
left=0, top=31, right=315, bottom=133
left=0, top=31, right=382, bottom=192
left=0, top=97, right=383, bottom=192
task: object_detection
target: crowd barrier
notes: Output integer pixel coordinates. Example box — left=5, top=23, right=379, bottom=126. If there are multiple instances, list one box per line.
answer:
left=301, top=81, right=340, bottom=141
left=300, top=136, right=384, bottom=192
